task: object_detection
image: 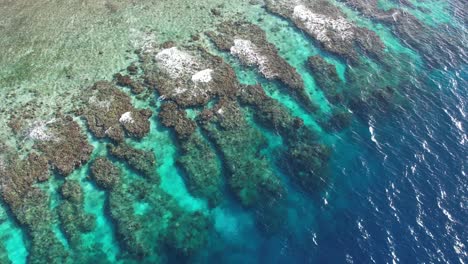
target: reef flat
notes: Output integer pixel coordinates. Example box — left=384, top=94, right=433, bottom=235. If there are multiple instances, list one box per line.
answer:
left=0, top=0, right=466, bottom=263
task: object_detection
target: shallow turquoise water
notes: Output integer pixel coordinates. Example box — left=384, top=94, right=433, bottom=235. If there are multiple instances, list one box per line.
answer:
left=0, top=0, right=466, bottom=263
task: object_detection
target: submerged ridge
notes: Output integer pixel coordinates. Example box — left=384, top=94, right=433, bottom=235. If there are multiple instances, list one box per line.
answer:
left=0, top=0, right=466, bottom=263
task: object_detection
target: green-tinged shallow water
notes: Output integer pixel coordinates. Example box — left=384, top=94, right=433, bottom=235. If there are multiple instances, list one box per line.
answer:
left=0, top=0, right=466, bottom=263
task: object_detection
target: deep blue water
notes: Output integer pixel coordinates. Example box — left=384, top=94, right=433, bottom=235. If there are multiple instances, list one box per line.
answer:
left=234, top=68, right=468, bottom=263
left=1, top=1, right=467, bottom=263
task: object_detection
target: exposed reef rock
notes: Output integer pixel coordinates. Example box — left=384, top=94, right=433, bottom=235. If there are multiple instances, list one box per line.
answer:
left=107, top=143, right=158, bottom=183
left=143, top=45, right=239, bottom=107
left=34, top=116, right=93, bottom=176
left=81, top=81, right=152, bottom=142
left=208, top=21, right=316, bottom=111
left=265, top=0, right=385, bottom=63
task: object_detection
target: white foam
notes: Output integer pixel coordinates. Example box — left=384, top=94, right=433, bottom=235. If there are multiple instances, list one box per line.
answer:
left=155, top=47, right=198, bottom=78
left=119, top=112, right=134, bottom=124
left=293, top=5, right=354, bottom=43
left=191, top=69, right=213, bottom=83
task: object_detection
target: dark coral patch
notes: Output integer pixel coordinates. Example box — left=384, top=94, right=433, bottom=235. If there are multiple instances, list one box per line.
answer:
left=107, top=143, right=158, bottom=183
left=209, top=21, right=317, bottom=112
left=265, top=0, right=385, bottom=63
left=89, top=157, right=121, bottom=190
left=34, top=117, right=93, bottom=176
left=81, top=81, right=152, bottom=142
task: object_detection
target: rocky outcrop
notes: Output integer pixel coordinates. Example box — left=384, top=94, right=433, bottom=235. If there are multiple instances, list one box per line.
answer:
left=89, top=157, right=121, bottom=190
left=107, top=143, right=158, bottom=183
left=265, top=0, right=385, bottom=63
left=339, top=0, right=467, bottom=67
left=307, top=55, right=344, bottom=104
left=198, top=99, right=287, bottom=233
left=208, top=21, right=317, bottom=112
left=143, top=45, right=239, bottom=108
left=81, top=81, right=152, bottom=142
left=34, top=116, right=93, bottom=176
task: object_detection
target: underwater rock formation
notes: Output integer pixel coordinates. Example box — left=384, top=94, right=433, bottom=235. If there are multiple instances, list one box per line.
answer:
left=198, top=99, right=287, bottom=233
left=34, top=116, right=93, bottom=176
left=307, top=55, right=344, bottom=104
left=90, top=157, right=121, bottom=190
left=58, top=180, right=96, bottom=248
left=89, top=156, right=209, bottom=261
left=159, top=102, right=223, bottom=207
left=107, top=143, right=158, bottom=183
left=81, top=81, right=152, bottom=142
left=159, top=102, right=197, bottom=140
left=143, top=44, right=238, bottom=108
left=339, top=0, right=467, bottom=67
left=239, top=84, right=332, bottom=193
left=208, top=21, right=317, bottom=112
left=0, top=154, right=68, bottom=263
left=265, top=0, right=385, bottom=63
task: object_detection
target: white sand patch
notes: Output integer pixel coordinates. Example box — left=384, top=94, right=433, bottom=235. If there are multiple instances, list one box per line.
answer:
left=173, top=87, right=188, bottom=95
left=119, top=112, right=134, bottom=124
left=155, top=47, right=198, bottom=78
left=191, top=69, right=214, bottom=83
left=293, top=5, right=354, bottom=42
left=0, top=159, right=5, bottom=172
left=89, top=96, right=112, bottom=110
left=230, top=39, right=276, bottom=78
left=28, top=119, right=56, bottom=141
left=129, top=28, right=158, bottom=54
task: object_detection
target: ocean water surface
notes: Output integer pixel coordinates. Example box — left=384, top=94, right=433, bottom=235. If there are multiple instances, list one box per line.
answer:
left=0, top=0, right=466, bottom=263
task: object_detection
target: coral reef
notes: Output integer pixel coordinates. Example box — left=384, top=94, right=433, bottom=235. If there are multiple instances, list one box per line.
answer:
left=34, top=116, right=93, bottom=176
left=159, top=102, right=223, bottom=207
left=208, top=21, right=316, bottom=111
left=339, top=0, right=467, bottom=67
left=0, top=154, right=69, bottom=263
left=58, top=180, right=96, bottom=248
left=89, top=157, right=121, bottom=190
left=80, top=81, right=152, bottom=142
left=142, top=45, right=239, bottom=107
left=198, top=99, right=287, bottom=233
left=107, top=143, right=158, bottom=183
left=265, top=0, right=385, bottom=63
left=239, top=84, right=332, bottom=193
left=307, top=55, right=344, bottom=104
left=159, top=102, right=197, bottom=140
left=89, top=157, right=210, bottom=261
